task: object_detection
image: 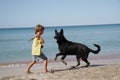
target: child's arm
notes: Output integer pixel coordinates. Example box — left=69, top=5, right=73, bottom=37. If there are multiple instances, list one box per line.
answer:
left=39, top=36, right=44, bottom=48
left=28, top=35, right=38, bottom=42
left=28, top=37, right=35, bottom=42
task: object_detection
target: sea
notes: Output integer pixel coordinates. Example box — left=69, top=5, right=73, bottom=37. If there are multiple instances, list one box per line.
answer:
left=0, top=24, right=120, bottom=64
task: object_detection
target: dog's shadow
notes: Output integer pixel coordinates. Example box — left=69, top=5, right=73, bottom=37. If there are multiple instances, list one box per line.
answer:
left=52, top=64, right=106, bottom=73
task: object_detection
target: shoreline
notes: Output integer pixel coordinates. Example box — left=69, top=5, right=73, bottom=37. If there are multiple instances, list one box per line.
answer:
left=0, top=53, right=120, bottom=67
left=0, top=58, right=120, bottom=80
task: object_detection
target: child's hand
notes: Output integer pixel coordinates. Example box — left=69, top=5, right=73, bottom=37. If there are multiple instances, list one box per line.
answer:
left=41, top=45, right=44, bottom=48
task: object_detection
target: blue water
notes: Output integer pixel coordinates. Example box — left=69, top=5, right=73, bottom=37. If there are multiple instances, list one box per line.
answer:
left=0, top=24, right=120, bottom=63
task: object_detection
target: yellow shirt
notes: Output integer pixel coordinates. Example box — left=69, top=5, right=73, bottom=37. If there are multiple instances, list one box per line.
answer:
left=32, top=38, right=41, bottom=56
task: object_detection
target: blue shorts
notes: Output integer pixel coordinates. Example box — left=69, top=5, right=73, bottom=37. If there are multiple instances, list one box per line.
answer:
left=32, top=52, right=47, bottom=61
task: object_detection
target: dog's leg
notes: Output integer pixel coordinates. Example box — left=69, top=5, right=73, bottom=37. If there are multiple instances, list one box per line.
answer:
left=82, top=58, right=90, bottom=67
left=54, top=53, right=62, bottom=61
left=61, top=55, right=67, bottom=65
left=71, top=57, right=80, bottom=68
left=76, top=57, right=80, bottom=67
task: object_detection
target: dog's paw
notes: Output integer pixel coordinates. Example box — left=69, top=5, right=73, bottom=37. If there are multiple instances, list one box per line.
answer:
left=54, top=58, right=57, bottom=61
left=64, top=62, right=67, bottom=65
left=61, top=60, right=67, bottom=65
left=69, top=66, right=76, bottom=69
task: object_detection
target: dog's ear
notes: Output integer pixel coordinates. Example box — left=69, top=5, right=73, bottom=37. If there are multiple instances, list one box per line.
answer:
left=60, top=29, right=64, bottom=34
left=55, top=29, right=58, bottom=34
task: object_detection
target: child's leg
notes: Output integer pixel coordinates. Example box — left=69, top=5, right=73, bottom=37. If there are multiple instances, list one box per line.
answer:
left=43, top=58, right=48, bottom=73
left=39, top=52, right=48, bottom=73
left=25, top=61, right=36, bottom=73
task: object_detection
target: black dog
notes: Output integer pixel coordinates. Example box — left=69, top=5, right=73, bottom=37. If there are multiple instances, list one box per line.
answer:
left=54, top=29, right=101, bottom=68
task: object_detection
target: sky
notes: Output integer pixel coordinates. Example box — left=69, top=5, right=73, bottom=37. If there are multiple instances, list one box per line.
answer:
left=0, top=0, right=120, bottom=28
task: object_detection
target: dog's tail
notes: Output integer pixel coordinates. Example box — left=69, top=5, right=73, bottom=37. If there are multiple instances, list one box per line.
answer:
left=89, top=44, right=101, bottom=54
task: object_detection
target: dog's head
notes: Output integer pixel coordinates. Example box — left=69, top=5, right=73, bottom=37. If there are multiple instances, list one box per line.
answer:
left=54, top=29, right=66, bottom=42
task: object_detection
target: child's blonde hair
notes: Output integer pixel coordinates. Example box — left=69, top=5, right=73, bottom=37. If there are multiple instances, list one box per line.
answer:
left=34, top=24, right=44, bottom=34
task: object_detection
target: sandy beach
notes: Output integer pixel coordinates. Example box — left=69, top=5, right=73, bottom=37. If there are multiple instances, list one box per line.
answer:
left=0, top=58, right=120, bottom=80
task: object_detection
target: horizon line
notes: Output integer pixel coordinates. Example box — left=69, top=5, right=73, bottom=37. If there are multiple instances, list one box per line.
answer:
left=0, top=23, right=120, bottom=29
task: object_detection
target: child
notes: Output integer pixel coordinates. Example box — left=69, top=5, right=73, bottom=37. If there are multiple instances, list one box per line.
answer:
left=25, top=24, right=48, bottom=73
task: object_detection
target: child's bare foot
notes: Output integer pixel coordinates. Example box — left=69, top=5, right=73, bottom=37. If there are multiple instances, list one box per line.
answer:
left=25, top=70, right=33, bottom=74
left=43, top=70, right=48, bottom=73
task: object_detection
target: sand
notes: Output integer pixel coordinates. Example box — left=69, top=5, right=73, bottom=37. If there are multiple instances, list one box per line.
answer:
left=0, top=59, right=120, bottom=80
